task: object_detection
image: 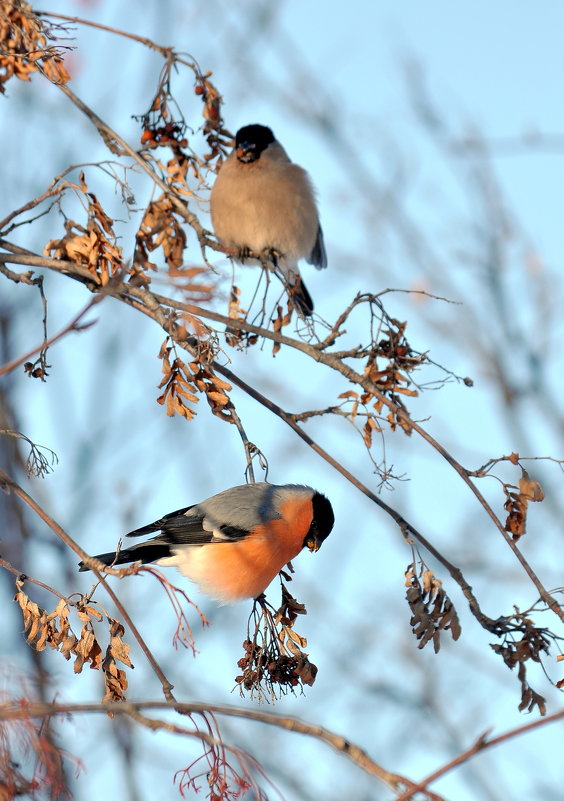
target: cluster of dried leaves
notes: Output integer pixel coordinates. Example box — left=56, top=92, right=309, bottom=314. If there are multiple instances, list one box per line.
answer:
left=14, top=580, right=132, bottom=703
left=503, top=469, right=545, bottom=541
left=131, top=56, right=232, bottom=300
left=0, top=2, right=70, bottom=93
left=405, top=563, right=461, bottom=653
left=271, top=302, right=295, bottom=355
left=44, top=173, right=123, bottom=286
left=489, top=609, right=556, bottom=715
left=235, top=585, right=318, bottom=700
left=135, top=195, right=187, bottom=275
left=132, top=174, right=215, bottom=296
left=365, top=321, right=421, bottom=397
left=157, top=335, right=233, bottom=421
left=339, top=319, right=426, bottom=448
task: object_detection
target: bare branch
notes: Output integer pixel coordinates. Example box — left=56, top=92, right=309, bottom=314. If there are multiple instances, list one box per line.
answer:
left=394, top=708, right=564, bottom=801
left=0, top=297, right=99, bottom=378
left=0, top=699, right=444, bottom=800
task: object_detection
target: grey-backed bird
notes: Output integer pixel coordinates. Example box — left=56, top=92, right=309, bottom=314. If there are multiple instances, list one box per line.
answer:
left=79, top=483, right=334, bottom=603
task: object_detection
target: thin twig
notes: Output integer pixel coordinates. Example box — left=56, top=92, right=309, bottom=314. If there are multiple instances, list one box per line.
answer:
left=393, top=708, right=564, bottom=801
left=0, top=557, right=68, bottom=601
left=0, top=297, right=99, bottom=377
left=35, top=11, right=175, bottom=57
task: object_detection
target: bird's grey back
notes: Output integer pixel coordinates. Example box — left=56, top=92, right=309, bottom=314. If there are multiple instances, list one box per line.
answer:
left=193, top=482, right=314, bottom=532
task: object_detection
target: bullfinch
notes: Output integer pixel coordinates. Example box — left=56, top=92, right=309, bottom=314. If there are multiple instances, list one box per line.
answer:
left=79, top=483, right=334, bottom=603
left=210, top=124, right=327, bottom=316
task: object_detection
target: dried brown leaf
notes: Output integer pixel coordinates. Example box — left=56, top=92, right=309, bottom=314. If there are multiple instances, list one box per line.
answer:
left=284, top=628, right=308, bottom=649
left=102, top=652, right=129, bottom=703
left=175, top=384, right=199, bottom=403
left=206, top=390, right=229, bottom=406
left=519, top=470, right=545, bottom=502
left=73, top=625, right=103, bottom=673
left=295, top=657, right=318, bottom=686
left=210, top=375, right=232, bottom=392
left=165, top=391, right=177, bottom=417
left=284, top=636, right=303, bottom=657
left=108, top=617, right=133, bottom=668
left=76, top=605, right=103, bottom=623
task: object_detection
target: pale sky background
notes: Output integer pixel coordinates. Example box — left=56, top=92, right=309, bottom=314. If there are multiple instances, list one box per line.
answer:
left=2, top=2, right=564, bottom=800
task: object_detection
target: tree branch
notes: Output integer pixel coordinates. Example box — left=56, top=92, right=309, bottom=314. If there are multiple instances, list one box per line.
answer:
left=393, top=707, right=564, bottom=801
left=0, top=699, right=443, bottom=800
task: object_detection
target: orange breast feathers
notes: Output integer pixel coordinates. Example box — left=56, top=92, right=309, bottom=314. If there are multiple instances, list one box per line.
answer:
left=181, top=495, right=314, bottom=602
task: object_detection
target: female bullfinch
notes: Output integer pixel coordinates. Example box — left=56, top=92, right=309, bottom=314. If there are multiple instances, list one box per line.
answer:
left=79, top=483, right=334, bottom=603
left=210, top=124, right=327, bottom=316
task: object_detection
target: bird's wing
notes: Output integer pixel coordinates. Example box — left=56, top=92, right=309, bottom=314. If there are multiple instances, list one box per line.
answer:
left=126, top=508, right=249, bottom=546
left=126, top=484, right=281, bottom=547
left=163, top=514, right=250, bottom=545
left=126, top=505, right=195, bottom=537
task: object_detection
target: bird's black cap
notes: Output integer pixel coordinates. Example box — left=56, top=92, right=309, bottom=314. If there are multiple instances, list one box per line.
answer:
left=235, top=124, right=275, bottom=149
left=303, top=492, right=335, bottom=551
left=235, top=125, right=275, bottom=162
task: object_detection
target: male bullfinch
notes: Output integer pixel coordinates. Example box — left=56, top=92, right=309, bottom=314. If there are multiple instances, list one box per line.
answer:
left=79, top=483, right=334, bottom=603
left=210, top=124, right=327, bottom=316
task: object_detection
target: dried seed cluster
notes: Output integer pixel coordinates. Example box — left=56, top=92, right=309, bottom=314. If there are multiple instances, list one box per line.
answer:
left=235, top=639, right=317, bottom=693
left=0, top=2, right=70, bottom=92
left=405, top=564, right=461, bottom=653
left=234, top=587, right=318, bottom=700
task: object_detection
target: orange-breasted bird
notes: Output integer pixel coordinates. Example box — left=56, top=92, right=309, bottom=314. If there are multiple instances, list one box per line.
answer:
left=79, top=483, right=334, bottom=603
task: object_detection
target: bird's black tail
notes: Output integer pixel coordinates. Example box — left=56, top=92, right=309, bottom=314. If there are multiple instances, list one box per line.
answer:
left=288, top=275, right=314, bottom=316
left=271, top=254, right=314, bottom=316
left=78, top=542, right=171, bottom=571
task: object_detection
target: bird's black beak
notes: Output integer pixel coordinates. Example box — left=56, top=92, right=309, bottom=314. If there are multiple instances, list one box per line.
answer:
left=236, top=141, right=258, bottom=163
left=305, top=535, right=321, bottom=553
